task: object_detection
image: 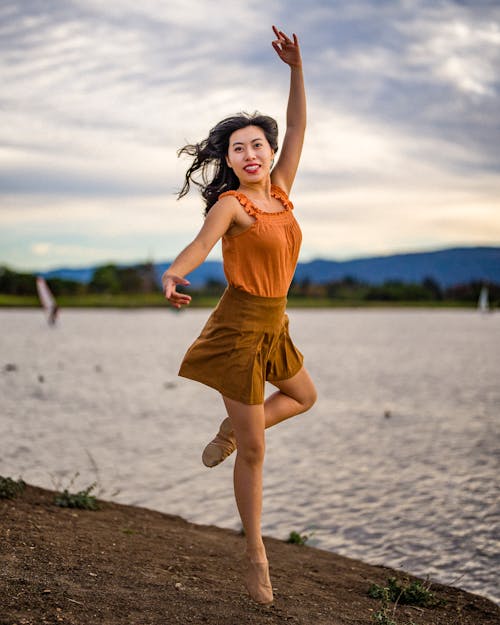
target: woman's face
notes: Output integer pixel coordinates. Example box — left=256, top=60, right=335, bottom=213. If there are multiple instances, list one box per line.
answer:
left=226, top=125, right=274, bottom=184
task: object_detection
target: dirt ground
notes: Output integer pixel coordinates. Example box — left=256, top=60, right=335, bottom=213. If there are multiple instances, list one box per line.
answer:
left=1, top=484, right=499, bottom=625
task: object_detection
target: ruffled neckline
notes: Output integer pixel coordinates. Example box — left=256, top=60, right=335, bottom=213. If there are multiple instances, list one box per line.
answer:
left=219, top=185, right=294, bottom=216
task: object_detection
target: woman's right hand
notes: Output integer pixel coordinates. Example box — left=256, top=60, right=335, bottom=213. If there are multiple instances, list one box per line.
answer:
left=162, top=273, right=191, bottom=308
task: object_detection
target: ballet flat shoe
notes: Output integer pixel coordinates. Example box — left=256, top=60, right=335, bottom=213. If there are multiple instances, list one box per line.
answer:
left=245, top=557, right=274, bottom=605
left=202, top=417, right=236, bottom=468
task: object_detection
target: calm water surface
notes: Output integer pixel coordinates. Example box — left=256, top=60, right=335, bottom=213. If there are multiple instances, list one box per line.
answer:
left=1, top=308, right=499, bottom=604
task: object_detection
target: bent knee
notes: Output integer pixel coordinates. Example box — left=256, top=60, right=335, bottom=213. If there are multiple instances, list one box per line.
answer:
left=301, top=386, right=317, bottom=412
left=309, top=386, right=318, bottom=409
left=295, top=379, right=317, bottom=412
left=278, top=368, right=317, bottom=413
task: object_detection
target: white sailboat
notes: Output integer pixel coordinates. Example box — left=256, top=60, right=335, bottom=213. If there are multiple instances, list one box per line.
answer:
left=478, top=286, right=489, bottom=313
left=36, top=276, right=59, bottom=325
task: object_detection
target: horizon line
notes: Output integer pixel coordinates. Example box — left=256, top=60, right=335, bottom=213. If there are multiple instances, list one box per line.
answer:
left=2, top=243, right=499, bottom=275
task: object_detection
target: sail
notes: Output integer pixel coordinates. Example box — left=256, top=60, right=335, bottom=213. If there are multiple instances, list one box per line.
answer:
left=478, top=286, right=489, bottom=313
left=36, top=277, right=58, bottom=324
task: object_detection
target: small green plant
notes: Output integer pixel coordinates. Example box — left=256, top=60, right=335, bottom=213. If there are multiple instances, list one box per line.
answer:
left=372, top=610, right=397, bottom=625
left=50, top=452, right=121, bottom=502
left=370, top=584, right=415, bottom=625
left=55, top=482, right=99, bottom=510
left=0, top=475, right=26, bottom=499
left=368, top=576, right=443, bottom=625
left=286, top=530, right=310, bottom=545
left=380, top=619, right=416, bottom=625
left=372, top=608, right=417, bottom=625
left=372, top=614, right=396, bottom=625
left=371, top=586, right=397, bottom=625
left=368, top=576, right=441, bottom=607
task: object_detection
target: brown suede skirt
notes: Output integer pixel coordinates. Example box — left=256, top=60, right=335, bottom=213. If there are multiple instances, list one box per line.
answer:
left=178, top=286, right=304, bottom=405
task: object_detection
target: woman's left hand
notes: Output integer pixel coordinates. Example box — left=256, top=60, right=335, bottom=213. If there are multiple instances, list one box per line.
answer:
left=271, top=25, right=302, bottom=68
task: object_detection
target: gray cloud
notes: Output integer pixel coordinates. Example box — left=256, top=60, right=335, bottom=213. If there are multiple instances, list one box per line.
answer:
left=1, top=0, right=499, bottom=269
left=0, top=167, right=170, bottom=196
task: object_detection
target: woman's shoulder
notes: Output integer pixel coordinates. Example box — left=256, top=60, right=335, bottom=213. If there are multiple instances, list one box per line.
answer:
left=271, top=184, right=294, bottom=210
left=218, top=189, right=244, bottom=202
left=270, top=183, right=289, bottom=199
left=208, top=193, right=242, bottom=216
left=218, top=189, right=257, bottom=214
left=269, top=171, right=291, bottom=197
left=217, top=190, right=239, bottom=203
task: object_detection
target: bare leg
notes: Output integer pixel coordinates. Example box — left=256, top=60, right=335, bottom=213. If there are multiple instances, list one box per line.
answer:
left=222, top=396, right=266, bottom=558
left=264, top=366, right=317, bottom=429
left=202, top=367, right=316, bottom=468
left=222, top=396, right=273, bottom=604
left=220, top=368, right=316, bottom=546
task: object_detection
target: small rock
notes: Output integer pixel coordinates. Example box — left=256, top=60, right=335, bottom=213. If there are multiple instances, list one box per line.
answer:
left=174, top=582, right=184, bottom=590
left=5, top=363, right=17, bottom=372
left=38, top=375, right=45, bottom=383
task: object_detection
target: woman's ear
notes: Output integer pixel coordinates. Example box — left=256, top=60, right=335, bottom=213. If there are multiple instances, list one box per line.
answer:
left=225, top=155, right=232, bottom=169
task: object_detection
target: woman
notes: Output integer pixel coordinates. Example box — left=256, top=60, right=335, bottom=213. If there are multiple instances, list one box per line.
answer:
left=163, top=26, right=317, bottom=605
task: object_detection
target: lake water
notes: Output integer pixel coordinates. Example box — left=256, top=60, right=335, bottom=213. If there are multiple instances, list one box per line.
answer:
left=1, top=307, right=499, bottom=605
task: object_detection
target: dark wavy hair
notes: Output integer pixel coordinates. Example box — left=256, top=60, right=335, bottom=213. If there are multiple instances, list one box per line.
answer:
left=177, top=112, right=279, bottom=214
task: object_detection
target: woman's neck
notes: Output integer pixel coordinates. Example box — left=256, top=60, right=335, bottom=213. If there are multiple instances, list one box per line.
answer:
left=238, top=179, right=272, bottom=200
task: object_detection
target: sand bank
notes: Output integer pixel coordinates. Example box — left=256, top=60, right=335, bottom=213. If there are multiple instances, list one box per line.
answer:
left=1, top=484, right=499, bottom=625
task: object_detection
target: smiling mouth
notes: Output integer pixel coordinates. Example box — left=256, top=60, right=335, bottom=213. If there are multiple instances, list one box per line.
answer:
left=244, top=164, right=260, bottom=173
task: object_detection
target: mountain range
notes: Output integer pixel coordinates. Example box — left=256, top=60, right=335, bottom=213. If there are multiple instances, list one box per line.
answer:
left=43, top=246, right=499, bottom=288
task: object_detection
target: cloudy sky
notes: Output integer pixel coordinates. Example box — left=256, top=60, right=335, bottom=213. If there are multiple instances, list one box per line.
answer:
left=1, top=0, right=499, bottom=271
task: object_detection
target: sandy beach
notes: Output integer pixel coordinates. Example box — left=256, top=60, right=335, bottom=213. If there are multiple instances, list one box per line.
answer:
left=1, top=483, right=499, bottom=625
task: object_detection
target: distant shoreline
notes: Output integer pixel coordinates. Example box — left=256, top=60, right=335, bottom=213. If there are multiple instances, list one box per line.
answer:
left=0, top=294, right=483, bottom=309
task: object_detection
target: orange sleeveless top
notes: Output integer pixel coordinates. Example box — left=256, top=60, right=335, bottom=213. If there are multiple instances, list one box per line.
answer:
left=220, top=185, right=302, bottom=298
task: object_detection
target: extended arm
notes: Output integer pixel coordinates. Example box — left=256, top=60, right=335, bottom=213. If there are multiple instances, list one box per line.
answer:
left=270, top=26, right=306, bottom=195
left=162, top=200, right=235, bottom=308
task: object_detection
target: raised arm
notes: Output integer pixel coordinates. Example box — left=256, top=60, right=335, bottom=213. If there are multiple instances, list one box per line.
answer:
left=270, top=25, right=306, bottom=195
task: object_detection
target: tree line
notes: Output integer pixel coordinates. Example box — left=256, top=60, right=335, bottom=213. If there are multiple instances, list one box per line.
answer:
left=289, top=275, right=500, bottom=304
left=0, top=263, right=498, bottom=305
left=0, top=263, right=159, bottom=296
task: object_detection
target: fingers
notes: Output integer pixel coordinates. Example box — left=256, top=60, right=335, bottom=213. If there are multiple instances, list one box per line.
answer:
left=162, top=273, right=190, bottom=290
left=279, top=31, right=292, bottom=44
left=271, top=25, right=301, bottom=68
left=272, top=25, right=294, bottom=45
left=272, top=31, right=287, bottom=48
left=272, top=41, right=282, bottom=55
left=166, top=288, right=192, bottom=308
left=168, top=292, right=192, bottom=309
left=162, top=273, right=192, bottom=308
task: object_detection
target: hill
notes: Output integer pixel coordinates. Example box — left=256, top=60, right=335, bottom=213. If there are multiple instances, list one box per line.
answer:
left=42, top=247, right=499, bottom=288
left=292, top=247, right=500, bottom=288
